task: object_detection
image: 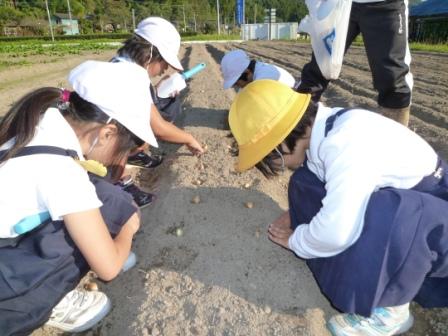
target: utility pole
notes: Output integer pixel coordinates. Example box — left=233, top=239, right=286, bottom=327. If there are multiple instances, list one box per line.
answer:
left=243, top=0, right=245, bottom=24
left=216, top=0, right=220, bottom=35
left=45, top=0, right=54, bottom=42
left=254, top=3, right=257, bottom=24
left=193, top=12, right=197, bottom=32
left=66, top=0, right=74, bottom=35
left=182, top=4, right=186, bottom=32
left=132, top=8, right=136, bottom=30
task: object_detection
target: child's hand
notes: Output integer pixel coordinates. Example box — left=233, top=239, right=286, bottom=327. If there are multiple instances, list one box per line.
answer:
left=268, top=228, right=291, bottom=249
left=267, top=211, right=293, bottom=249
left=123, top=212, right=141, bottom=235
left=186, top=137, right=204, bottom=156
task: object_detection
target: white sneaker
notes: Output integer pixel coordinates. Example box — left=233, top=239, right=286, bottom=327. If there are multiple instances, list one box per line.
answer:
left=327, top=303, right=414, bottom=336
left=46, top=289, right=111, bottom=332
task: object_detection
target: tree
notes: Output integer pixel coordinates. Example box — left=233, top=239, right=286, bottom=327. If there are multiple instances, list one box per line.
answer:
left=0, top=6, right=23, bottom=25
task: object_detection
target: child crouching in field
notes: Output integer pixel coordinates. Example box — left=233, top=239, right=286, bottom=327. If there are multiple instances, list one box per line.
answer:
left=220, top=49, right=296, bottom=91
left=228, top=80, right=448, bottom=336
left=114, top=17, right=204, bottom=166
left=111, top=16, right=204, bottom=208
left=0, top=60, right=156, bottom=334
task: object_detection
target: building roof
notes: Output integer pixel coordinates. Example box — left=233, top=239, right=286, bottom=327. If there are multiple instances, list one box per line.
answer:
left=53, top=13, right=78, bottom=20
left=19, top=18, right=48, bottom=27
left=410, top=0, right=448, bottom=17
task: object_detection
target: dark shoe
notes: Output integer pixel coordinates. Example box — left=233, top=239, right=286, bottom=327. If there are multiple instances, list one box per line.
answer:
left=118, top=177, right=156, bottom=209
left=127, top=152, right=163, bottom=169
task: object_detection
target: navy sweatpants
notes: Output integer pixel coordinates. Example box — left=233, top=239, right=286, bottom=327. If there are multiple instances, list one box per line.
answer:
left=288, top=161, right=448, bottom=316
left=0, top=174, right=137, bottom=336
left=150, top=84, right=182, bottom=123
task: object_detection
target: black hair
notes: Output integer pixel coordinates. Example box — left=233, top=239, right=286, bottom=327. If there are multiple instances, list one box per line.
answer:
left=237, top=59, right=256, bottom=82
left=0, top=88, right=61, bottom=163
left=117, top=34, right=164, bottom=68
left=255, top=100, right=319, bottom=178
left=0, top=88, right=143, bottom=181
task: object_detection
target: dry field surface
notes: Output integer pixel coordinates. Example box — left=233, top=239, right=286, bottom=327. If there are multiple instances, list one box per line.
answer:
left=0, top=40, right=447, bottom=336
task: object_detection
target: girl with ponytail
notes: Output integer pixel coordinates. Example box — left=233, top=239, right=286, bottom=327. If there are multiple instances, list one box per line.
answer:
left=0, top=60, right=155, bottom=335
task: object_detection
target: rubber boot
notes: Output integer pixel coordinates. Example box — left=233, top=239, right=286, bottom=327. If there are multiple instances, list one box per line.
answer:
left=379, top=106, right=410, bottom=127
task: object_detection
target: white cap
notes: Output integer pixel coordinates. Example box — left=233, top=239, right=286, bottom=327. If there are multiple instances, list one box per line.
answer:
left=134, top=17, right=183, bottom=71
left=220, top=50, right=251, bottom=89
left=68, top=60, right=158, bottom=148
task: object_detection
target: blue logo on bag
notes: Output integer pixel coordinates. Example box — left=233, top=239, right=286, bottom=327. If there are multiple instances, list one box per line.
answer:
left=323, top=28, right=336, bottom=55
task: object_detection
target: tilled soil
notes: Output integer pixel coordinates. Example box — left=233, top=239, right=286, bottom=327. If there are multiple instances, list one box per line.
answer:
left=0, top=41, right=446, bottom=336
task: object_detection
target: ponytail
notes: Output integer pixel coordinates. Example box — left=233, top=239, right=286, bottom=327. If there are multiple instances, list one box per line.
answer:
left=0, top=87, right=61, bottom=163
left=0, top=88, right=143, bottom=176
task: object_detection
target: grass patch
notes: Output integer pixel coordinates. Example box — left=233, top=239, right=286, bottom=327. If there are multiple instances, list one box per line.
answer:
left=409, top=42, right=448, bottom=53
left=0, top=41, right=118, bottom=56
left=0, top=35, right=242, bottom=57
left=0, top=59, right=31, bottom=70
left=352, top=37, right=448, bottom=53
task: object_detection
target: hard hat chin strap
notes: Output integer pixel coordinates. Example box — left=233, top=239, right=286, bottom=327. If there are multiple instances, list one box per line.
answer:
left=274, top=147, right=285, bottom=171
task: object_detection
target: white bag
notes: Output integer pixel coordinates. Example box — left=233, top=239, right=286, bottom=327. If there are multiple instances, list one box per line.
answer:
left=298, top=0, right=352, bottom=80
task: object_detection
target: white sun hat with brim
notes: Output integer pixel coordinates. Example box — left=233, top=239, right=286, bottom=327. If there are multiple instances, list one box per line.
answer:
left=68, top=60, right=158, bottom=148
left=134, top=17, right=183, bottom=71
left=220, top=50, right=251, bottom=89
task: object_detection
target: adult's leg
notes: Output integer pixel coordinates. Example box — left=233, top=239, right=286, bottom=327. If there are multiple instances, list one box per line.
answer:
left=296, top=4, right=360, bottom=102
left=359, top=0, right=412, bottom=125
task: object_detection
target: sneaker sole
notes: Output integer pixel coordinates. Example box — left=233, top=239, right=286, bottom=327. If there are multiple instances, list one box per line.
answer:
left=326, top=313, right=415, bottom=336
left=47, top=297, right=112, bottom=333
left=125, top=160, right=162, bottom=169
left=395, top=313, right=414, bottom=335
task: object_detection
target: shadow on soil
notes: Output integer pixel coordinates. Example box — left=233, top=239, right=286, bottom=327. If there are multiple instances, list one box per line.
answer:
left=131, top=186, right=330, bottom=316
left=204, top=44, right=226, bottom=66
left=181, top=107, right=229, bottom=130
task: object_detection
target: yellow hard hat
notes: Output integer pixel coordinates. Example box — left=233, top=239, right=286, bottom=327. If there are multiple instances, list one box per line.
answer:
left=229, top=79, right=311, bottom=172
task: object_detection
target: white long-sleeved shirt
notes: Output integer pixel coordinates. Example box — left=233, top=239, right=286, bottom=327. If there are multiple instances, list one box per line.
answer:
left=288, top=105, right=438, bottom=259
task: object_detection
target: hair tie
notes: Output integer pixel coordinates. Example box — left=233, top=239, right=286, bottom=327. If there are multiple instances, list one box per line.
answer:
left=57, top=89, right=71, bottom=111
left=61, top=89, right=71, bottom=103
